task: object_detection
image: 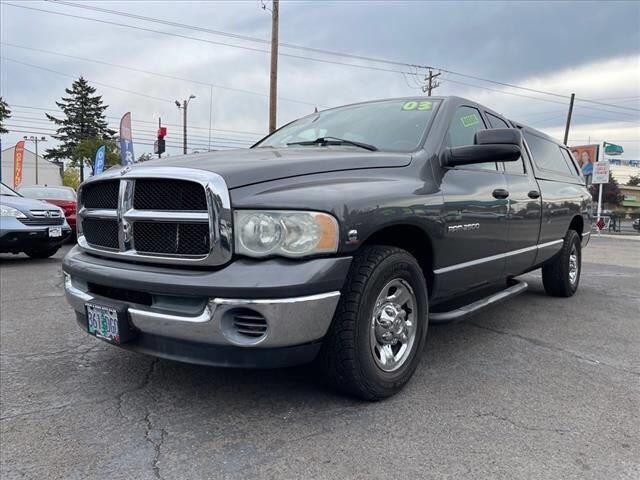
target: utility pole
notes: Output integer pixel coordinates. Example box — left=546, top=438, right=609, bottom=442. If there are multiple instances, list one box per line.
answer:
left=423, top=69, right=441, bottom=96
left=175, top=94, right=196, bottom=155
left=268, top=0, right=279, bottom=133
left=23, top=136, right=47, bottom=184
left=563, top=93, right=575, bottom=145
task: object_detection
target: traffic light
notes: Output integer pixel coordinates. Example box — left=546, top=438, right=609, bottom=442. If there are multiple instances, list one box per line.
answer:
left=155, top=126, right=167, bottom=155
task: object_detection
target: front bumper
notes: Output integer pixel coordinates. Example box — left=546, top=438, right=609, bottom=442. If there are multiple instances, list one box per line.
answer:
left=62, top=247, right=351, bottom=367
left=0, top=217, right=72, bottom=253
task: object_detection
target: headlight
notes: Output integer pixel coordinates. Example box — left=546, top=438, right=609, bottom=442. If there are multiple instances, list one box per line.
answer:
left=0, top=205, right=27, bottom=218
left=235, top=210, right=339, bottom=258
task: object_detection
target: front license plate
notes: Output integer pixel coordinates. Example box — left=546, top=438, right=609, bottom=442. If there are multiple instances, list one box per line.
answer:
left=49, top=226, right=62, bottom=238
left=86, top=303, right=121, bottom=344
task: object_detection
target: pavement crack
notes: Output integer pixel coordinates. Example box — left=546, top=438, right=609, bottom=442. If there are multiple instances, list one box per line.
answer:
left=144, top=417, right=166, bottom=480
left=468, top=322, right=640, bottom=377
left=470, top=411, right=577, bottom=435
left=114, top=358, right=165, bottom=479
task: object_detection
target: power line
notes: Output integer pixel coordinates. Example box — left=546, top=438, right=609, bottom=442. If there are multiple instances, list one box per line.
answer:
left=2, top=57, right=175, bottom=103
left=28, top=0, right=640, bottom=113
left=442, top=77, right=640, bottom=118
left=1, top=42, right=328, bottom=108
left=4, top=2, right=414, bottom=76
left=9, top=104, right=266, bottom=136
left=5, top=119, right=255, bottom=145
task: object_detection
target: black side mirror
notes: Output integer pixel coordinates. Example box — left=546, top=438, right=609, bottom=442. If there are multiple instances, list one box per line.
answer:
left=445, top=128, right=522, bottom=167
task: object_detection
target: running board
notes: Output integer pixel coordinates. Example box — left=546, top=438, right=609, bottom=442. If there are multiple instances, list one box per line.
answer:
left=429, top=280, right=528, bottom=323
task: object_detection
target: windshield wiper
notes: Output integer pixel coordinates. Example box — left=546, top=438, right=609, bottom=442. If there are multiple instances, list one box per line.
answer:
left=287, top=136, right=378, bottom=151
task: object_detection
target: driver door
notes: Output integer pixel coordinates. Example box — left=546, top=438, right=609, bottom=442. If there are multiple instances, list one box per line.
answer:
left=436, top=106, right=509, bottom=298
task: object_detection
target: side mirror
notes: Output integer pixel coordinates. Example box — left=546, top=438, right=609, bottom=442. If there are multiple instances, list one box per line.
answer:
left=445, top=128, right=522, bottom=167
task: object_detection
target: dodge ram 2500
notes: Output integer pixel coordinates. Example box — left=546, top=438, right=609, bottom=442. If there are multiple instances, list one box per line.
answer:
left=63, top=96, right=592, bottom=400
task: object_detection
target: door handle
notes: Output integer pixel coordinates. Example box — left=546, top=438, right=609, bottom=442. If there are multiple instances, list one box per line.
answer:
left=528, top=190, right=541, bottom=199
left=492, top=188, right=510, bottom=199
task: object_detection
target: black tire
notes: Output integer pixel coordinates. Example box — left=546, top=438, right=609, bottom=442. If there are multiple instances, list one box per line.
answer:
left=541, top=230, right=581, bottom=297
left=319, top=245, right=429, bottom=401
left=24, top=247, right=59, bottom=259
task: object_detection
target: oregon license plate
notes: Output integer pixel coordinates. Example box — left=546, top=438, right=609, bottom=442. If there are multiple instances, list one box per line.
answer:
left=49, top=226, right=62, bottom=238
left=86, top=303, right=121, bottom=344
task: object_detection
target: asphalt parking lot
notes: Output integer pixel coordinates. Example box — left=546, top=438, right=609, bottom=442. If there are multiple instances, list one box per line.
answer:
left=1, top=237, right=638, bottom=480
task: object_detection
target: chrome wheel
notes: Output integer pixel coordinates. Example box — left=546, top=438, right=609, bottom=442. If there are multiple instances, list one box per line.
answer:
left=568, top=245, right=579, bottom=285
left=369, top=278, right=417, bottom=372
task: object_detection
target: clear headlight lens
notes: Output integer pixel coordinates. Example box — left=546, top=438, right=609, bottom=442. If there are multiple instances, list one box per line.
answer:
left=235, top=210, right=339, bottom=258
left=0, top=205, right=27, bottom=218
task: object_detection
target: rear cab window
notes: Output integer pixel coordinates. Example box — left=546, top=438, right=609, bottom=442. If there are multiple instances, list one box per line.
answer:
left=523, top=131, right=577, bottom=179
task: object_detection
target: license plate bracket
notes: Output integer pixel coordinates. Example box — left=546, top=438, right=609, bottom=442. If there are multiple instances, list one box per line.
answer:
left=85, top=302, right=136, bottom=344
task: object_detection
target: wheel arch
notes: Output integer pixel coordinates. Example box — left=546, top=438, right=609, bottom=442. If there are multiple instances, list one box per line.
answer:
left=568, top=215, right=584, bottom=236
left=360, top=223, right=434, bottom=297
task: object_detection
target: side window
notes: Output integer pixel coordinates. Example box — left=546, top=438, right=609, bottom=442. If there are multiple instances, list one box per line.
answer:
left=446, top=106, right=496, bottom=171
left=486, top=113, right=509, bottom=129
left=523, top=131, right=573, bottom=175
left=486, top=113, right=525, bottom=175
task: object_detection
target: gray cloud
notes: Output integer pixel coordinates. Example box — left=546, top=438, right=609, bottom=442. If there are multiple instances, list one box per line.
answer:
left=1, top=0, right=638, bottom=158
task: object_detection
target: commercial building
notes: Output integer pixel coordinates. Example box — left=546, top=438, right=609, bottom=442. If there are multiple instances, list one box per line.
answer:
left=619, top=184, right=640, bottom=217
left=1, top=146, right=63, bottom=187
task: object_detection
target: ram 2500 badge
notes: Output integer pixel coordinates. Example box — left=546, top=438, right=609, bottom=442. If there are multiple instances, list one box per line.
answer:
left=63, top=97, right=592, bottom=400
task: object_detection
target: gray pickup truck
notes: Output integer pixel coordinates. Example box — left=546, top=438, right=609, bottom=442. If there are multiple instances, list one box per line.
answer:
left=63, top=96, right=592, bottom=400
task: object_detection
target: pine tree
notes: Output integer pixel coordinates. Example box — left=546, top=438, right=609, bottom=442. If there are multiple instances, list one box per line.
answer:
left=0, top=97, right=11, bottom=134
left=45, top=77, right=115, bottom=162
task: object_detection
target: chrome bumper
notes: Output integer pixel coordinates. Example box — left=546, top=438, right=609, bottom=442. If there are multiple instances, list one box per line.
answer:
left=64, top=274, right=340, bottom=348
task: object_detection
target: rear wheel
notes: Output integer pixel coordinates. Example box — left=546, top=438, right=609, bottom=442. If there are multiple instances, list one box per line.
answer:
left=541, top=230, right=581, bottom=297
left=319, top=245, right=429, bottom=401
left=24, top=247, right=59, bottom=259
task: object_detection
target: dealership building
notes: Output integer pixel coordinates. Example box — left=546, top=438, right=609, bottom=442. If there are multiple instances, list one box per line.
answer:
left=1, top=146, right=63, bottom=188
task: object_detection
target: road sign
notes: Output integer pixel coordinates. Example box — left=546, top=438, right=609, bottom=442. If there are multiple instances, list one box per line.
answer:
left=592, top=161, right=610, bottom=184
left=604, top=143, right=624, bottom=156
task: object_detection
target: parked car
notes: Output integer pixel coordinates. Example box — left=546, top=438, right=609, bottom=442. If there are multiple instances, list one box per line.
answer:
left=62, top=96, right=592, bottom=400
left=19, top=185, right=77, bottom=235
left=1, top=182, right=72, bottom=258
left=633, top=218, right=639, bottom=231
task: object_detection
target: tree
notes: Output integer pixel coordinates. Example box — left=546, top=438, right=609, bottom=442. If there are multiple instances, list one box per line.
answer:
left=589, top=172, right=623, bottom=207
left=0, top=96, right=11, bottom=134
left=45, top=77, right=115, bottom=163
left=137, top=152, right=153, bottom=162
left=62, top=168, right=80, bottom=191
left=71, top=137, right=120, bottom=173
left=628, top=175, right=640, bottom=187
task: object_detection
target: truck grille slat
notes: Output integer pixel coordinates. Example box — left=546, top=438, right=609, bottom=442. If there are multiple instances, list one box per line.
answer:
left=133, top=222, right=210, bottom=256
left=83, top=218, right=119, bottom=249
left=81, top=181, right=120, bottom=209
left=134, top=179, right=207, bottom=211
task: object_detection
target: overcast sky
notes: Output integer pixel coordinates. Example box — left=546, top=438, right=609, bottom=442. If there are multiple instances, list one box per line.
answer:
left=1, top=0, right=639, bottom=158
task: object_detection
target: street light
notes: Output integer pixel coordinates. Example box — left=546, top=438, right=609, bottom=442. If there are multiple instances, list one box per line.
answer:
left=23, top=136, right=47, bottom=184
left=175, top=94, right=196, bottom=154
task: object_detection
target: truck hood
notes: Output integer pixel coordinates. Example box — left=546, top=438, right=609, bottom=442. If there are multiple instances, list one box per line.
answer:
left=121, top=147, right=412, bottom=189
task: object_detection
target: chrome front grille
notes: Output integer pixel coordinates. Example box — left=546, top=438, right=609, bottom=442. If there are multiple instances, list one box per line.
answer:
left=76, top=167, right=232, bottom=267
left=19, top=209, right=64, bottom=226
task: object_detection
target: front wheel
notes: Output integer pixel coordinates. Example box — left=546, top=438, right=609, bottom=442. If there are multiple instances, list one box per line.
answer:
left=541, top=230, right=581, bottom=297
left=319, top=245, right=429, bottom=401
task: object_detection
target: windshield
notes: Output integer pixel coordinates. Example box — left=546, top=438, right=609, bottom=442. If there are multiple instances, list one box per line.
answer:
left=1, top=183, right=20, bottom=197
left=19, top=186, right=76, bottom=200
left=255, top=98, right=439, bottom=152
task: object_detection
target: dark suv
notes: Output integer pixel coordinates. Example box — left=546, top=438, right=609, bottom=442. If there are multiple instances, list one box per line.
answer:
left=63, top=97, right=591, bottom=400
